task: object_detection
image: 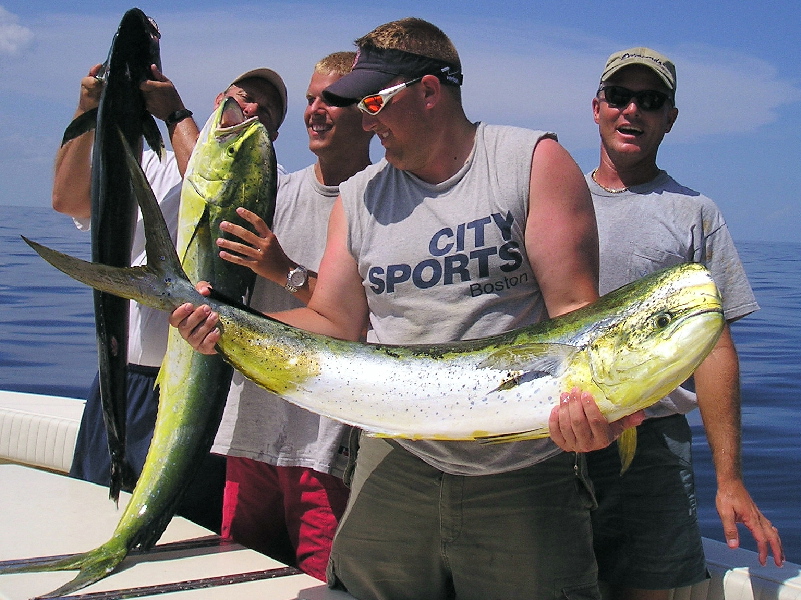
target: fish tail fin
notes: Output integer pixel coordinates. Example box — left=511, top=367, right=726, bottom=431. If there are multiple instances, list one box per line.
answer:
left=61, top=108, right=99, bottom=146
left=120, top=127, right=184, bottom=281
left=36, top=544, right=128, bottom=599
left=20, top=237, right=179, bottom=312
left=22, top=129, right=200, bottom=312
left=0, top=542, right=127, bottom=599
left=617, top=427, right=638, bottom=474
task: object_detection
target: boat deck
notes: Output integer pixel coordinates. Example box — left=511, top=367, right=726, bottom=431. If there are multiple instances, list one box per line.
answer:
left=0, top=464, right=354, bottom=600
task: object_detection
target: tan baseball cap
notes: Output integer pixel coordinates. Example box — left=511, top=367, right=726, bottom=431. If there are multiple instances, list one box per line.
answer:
left=601, top=47, right=676, bottom=92
left=230, top=68, right=288, bottom=128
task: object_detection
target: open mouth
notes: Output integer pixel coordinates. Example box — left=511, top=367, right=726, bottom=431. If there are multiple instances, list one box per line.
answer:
left=617, top=125, right=643, bottom=136
left=308, top=120, right=332, bottom=135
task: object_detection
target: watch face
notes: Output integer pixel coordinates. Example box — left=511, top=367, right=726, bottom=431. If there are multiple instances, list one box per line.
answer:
left=288, top=267, right=306, bottom=287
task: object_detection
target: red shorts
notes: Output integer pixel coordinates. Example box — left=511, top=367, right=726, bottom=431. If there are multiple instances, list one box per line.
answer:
left=221, top=456, right=349, bottom=581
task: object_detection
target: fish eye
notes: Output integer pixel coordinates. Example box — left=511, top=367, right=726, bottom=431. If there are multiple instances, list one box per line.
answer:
left=654, top=312, right=673, bottom=329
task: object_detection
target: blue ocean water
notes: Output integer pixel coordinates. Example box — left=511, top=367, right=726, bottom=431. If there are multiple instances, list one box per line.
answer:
left=0, top=206, right=96, bottom=399
left=1, top=205, right=799, bottom=563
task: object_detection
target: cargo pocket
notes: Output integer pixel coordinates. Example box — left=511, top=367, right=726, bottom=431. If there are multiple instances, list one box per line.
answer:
left=574, top=452, right=598, bottom=510
left=342, top=428, right=361, bottom=488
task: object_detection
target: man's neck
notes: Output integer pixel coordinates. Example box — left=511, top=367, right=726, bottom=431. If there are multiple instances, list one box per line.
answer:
left=315, top=151, right=372, bottom=187
left=595, top=153, right=662, bottom=190
left=411, top=118, right=477, bottom=184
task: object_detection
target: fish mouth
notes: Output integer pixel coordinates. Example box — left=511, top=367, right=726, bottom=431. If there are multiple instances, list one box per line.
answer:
left=661, top=301, right=724, bottom=339
left=215, top=96, right=260, bottom=134
left=217, top=115, right=259, bottom=132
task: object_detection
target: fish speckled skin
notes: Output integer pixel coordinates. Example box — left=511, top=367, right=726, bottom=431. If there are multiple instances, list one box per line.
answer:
left=5, top=98, right=276, bottom=599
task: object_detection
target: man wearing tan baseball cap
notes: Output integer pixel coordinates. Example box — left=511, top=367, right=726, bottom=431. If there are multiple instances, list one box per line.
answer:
left=224, top=67, right=288, bottom=138
left=139, top=64, right=288, bottom=173
left=585, top=47, right=784, bottom=600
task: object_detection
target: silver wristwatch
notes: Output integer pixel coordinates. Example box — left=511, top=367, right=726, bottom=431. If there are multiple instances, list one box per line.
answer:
left=285, top=265, right=308, bottom=293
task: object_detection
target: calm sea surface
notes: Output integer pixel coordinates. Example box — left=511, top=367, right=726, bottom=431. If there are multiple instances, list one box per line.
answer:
left=1, top=205, right=799, bottom=563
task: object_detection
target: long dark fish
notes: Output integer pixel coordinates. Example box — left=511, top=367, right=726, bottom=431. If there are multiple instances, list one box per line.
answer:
left=61, top=8, right=164, bottom=501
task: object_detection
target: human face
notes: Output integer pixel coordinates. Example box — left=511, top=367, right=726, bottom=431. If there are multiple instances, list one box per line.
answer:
left=219, top=78, right=282, bottom=139
left=305, top=71, right=370, bottom=157
left=592, top=65, right=678, bottom=170
left=360, top=74, right=431, bottom=173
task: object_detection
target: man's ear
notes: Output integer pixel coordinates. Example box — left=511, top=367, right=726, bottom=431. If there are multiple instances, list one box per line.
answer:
left=592, top=97, right=601, bottom=125
left=665, top=106, right=679, bottom=133
left=420, top=74, right=441, bottom=109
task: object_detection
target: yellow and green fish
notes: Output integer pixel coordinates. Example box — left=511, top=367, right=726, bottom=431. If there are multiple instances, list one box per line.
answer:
left=4, top=95, right=276, bottom=599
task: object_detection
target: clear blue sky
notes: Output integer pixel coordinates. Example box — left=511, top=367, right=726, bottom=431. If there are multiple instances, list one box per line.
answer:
left=2, top=0, right=799, bottom=243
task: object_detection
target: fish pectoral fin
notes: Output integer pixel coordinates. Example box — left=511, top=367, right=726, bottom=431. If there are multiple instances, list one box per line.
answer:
left=479, top=342, right=576, bottom=375
left=617, top=427, right=638, bottom=474
left=476, top=428, right=550, bottom=444
left=61, top=108, right=98, bottom=146
left=143, top=113, right=166, bottom=160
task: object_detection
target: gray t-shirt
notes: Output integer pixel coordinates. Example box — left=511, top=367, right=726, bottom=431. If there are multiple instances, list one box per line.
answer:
left=588, top=169, right=759, bottom=417
left=212, top=165, right=353, bottom=476
left=340, top=122, right=563, bottom=475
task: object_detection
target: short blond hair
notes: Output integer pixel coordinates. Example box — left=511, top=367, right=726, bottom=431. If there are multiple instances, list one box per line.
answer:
left=314, top=51, right=357, bottom=77
left=355, top=17, right=460, bottom=68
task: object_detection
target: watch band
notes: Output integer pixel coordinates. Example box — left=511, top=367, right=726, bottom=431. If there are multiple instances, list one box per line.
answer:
left=165, top=108, right=193, bottom=128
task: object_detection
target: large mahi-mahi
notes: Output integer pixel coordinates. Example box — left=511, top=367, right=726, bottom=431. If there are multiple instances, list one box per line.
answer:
left=0, top=96, right=276, bottom=599
left=27, top=124, right=723, bottom=439
left=26, top=134, right=725, bottom=442
left=61, top=8, right=165, bottom=500
left=7, top=122, right=723, bottom=596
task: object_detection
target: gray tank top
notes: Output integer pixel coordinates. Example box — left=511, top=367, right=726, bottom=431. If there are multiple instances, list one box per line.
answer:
left=339, top=122, right=563, bottom=475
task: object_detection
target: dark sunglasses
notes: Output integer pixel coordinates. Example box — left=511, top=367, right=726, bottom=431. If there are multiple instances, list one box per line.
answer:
left=599, top=85, right=673, bottom=111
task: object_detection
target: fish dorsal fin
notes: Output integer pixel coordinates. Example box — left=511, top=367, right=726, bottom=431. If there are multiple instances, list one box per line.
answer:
left=118, top=129, right=186, bottom=280
left=61, top=108, right=98, bottom=146
left=479, top=342, right=576, bottom=375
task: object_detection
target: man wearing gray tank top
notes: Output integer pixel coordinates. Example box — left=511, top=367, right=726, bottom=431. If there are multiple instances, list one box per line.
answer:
left=171, top=18, right=642, bottom=600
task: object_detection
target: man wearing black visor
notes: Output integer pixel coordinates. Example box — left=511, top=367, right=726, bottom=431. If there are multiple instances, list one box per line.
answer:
left=170, top=17, right=641, bottom=599
left=320, top=18, right=640, bottom=599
